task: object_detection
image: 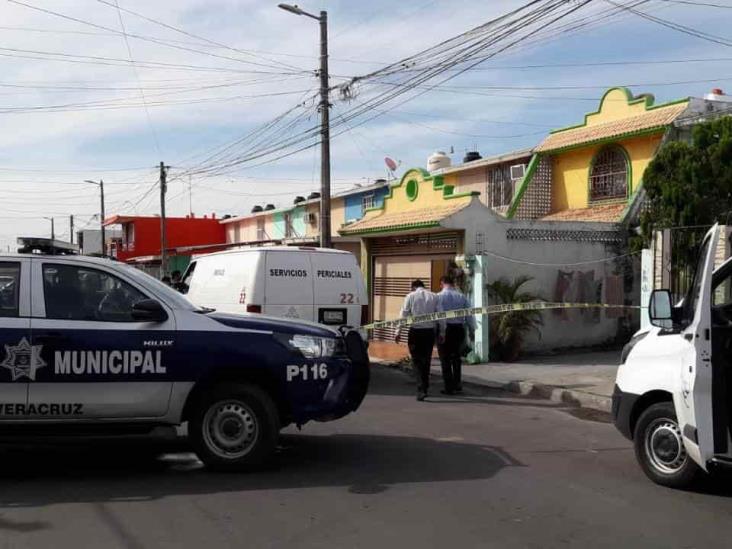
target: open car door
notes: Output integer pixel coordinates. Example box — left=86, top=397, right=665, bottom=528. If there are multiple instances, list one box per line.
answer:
left=676, top=223, right=720, bottom=471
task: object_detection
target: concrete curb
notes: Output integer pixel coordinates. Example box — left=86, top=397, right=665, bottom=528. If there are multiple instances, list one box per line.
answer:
left=371, top=359, right=612, bottom=413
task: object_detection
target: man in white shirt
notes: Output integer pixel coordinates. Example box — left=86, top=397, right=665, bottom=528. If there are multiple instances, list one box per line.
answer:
left=395, top=279, right=437, bottom=401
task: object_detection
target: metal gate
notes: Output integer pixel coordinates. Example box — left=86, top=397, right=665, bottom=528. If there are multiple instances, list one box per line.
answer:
left=654, top=225, right=729, bottom=303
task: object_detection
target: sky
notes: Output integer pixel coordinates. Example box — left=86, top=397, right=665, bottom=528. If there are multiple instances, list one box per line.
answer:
left=0, top=0, right=730, bottom=249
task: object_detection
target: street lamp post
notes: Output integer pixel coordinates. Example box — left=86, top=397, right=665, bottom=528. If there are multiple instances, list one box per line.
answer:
left=43, top=217, right=55, bottom=240
left=278, top=3, right=332, bottom=248
left=84, top=179, right=106, bottom=256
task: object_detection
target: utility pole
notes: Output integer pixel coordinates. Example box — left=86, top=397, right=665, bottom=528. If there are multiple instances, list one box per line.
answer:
left=44, top=217, right=55, bottom=240
left=69, top=215, right=74, bottom=245
left=278, top=4, right=331, bottom=248
left=159, top=161, right=168, bottom=278
left=188, top=174, right=193, bottom=216
left=84, top=179, right=106, bottom=256
left=318, top=10, right=332, bottom=248
left=100, top=180, right=106, bottom=256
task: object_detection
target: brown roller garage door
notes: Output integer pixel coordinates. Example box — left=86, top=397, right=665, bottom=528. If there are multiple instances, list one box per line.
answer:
left=370, top=232, right=459, bottom=341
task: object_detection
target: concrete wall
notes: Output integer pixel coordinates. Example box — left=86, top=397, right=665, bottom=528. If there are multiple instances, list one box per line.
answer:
left=223, top=214, right=268, bottom=243
left=444, top=167, right=486, bottom=199
left=78, top=229, right=122, bottom=255
left=443, top=203, right=637, bottom=353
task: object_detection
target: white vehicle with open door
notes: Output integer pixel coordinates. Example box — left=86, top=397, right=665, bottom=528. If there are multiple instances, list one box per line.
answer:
left=612, top=223, right=732, bottom=488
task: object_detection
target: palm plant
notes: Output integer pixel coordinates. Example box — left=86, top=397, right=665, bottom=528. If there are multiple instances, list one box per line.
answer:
left=486, top=275, right=544, bottom=362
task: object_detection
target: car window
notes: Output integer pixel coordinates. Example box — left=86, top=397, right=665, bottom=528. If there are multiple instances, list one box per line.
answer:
left=43, top=264, right=148, bottom=322
left=0, top=262, right=21, bottom=317
left=681, top=234, right=712, bottom=326
left=117, top=263, right=197, bottom=310
left=714, top=267, right=732, bottom=307
left=180, top=261, right=196, bottom=294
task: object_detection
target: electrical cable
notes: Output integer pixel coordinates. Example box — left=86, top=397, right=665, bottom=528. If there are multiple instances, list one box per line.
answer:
left=111, top=0, right=161, bottom=156
left=6, top=0, right=309, bottom=73
left=94, top=0, right=305, bottom=73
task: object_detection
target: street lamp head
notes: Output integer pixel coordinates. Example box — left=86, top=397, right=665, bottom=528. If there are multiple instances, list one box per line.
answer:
left=278, top=3, right=304, bottom=15
left=83, top=179, right=98, bottom=185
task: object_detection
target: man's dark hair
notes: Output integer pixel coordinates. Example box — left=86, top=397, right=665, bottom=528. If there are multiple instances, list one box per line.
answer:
left=171, top=270, right=182, bottom=280
left=440, top=275, right=454, bottom=285
left=411, top=279, right=425, bottom=290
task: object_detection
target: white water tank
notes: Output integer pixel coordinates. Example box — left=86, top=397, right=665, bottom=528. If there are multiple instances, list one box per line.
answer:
left=704, top=88, right=732, bottom=102
left=427, top=151, right=451, bottom=172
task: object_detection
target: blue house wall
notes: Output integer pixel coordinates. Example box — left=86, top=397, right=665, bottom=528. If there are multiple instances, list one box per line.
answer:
left=344, top=186, right=390, bottom=223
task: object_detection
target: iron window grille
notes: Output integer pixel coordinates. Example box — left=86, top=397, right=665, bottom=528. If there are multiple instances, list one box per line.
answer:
left=590, top=146, right=628, bottom=201
left=487, top=165, right=523, bottom=211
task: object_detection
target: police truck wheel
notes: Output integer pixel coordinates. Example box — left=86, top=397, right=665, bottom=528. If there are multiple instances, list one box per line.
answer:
left=633, top=402, right=700, bottom=488
left=190, top=383, right=279, bottom=472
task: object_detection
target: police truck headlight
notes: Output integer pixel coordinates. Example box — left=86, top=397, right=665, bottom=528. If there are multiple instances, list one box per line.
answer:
left=277, top=334, right=342, bottom=358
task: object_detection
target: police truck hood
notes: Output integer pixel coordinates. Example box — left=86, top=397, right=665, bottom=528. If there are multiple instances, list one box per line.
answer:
left=207, top=311, right=339, bottom=337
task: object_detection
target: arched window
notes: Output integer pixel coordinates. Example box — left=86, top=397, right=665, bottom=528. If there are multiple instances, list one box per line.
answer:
left=589, top=146, right=628, bottom=201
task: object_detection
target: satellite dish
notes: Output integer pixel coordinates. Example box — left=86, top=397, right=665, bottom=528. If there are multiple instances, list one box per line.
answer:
left=384, top=157, right=398, bottom=171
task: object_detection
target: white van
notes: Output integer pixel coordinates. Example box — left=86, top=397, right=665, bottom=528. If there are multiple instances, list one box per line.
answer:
left=613, top=223, right=732, bottom=488
left=182, top=246, right=368, bottom=329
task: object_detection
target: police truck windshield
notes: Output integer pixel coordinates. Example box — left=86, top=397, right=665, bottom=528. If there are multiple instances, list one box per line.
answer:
left=118, top=264, right=199, bottom=311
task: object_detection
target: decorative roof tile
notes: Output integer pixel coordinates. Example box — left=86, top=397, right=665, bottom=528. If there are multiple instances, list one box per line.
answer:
left=541, top=203, right=626, bottom=223
left=339, top=200, right=471, bottom=235
left=536, top=102, right=687, bottom=153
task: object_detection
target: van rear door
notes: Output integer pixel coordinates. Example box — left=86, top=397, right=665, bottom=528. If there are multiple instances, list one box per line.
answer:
left=312, top=251, right=365, bottom=327
left=677, top=224, right=719, bottom=471
left=263, top=251, right=314, bottom=322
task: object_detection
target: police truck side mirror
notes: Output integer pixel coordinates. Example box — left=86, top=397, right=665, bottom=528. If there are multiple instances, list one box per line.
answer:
left=649, top=289, right=673, bottom=328
left=131, top=299, right=168, bottom=322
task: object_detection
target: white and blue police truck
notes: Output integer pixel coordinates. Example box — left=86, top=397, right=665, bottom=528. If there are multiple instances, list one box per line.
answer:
left=614, top=224, right=732, bottom=488
left=0, top=254, right=369, bottom=471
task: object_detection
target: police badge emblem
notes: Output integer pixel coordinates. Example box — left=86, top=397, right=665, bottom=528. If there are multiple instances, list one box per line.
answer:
left=0, top=337, right=46, bottom=381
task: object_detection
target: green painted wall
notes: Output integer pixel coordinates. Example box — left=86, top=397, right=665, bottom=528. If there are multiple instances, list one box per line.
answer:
left=292, top=206, right=306, bottom=237
left=272, top=211, right=285, bottom=239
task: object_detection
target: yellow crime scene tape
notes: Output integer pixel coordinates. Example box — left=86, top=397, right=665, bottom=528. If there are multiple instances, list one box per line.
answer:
left=362, top=302, right=641, bottom=331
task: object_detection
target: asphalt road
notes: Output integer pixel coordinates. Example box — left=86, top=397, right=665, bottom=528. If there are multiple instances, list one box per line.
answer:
left=2, top=366, right=732, bottom=549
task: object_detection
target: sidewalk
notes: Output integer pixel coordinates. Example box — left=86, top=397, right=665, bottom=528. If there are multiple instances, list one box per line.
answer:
left=372, top=349, right=620, bottom=412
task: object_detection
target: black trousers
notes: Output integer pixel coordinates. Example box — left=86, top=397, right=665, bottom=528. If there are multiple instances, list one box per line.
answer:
left=438, top=324, right=465, bottom=391
left=408, top=327, right=435, bottom=393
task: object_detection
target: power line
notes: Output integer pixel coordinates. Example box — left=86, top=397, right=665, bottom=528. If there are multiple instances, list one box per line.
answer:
left=175, top=0, right=599, bottom=179
left=94, top=0, right=305, bottom=73
left=6, top=0, right=309, bottom=73
left=111, top=0, right=161, bottom=156
left=605, top=0, right=732, bottom=46
left=0, top=46, right=297, bottom=75
left=357, top=103, right=547, bottom=138
left=656, top=0, right=732, bottom=7
left=0, top=88, right=315, bottom=114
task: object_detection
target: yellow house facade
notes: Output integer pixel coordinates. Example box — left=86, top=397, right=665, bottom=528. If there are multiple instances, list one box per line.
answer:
left=508, top=87, right=689, bottom=222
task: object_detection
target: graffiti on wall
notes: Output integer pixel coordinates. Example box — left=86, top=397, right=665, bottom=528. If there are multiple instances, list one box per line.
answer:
left=553, top=270, right=610, bottom=323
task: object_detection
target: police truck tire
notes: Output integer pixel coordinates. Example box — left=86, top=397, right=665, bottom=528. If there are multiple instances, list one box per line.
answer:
left=633, top=402, right=700, bottom=488
left=190, top=383, right=279, bottom=472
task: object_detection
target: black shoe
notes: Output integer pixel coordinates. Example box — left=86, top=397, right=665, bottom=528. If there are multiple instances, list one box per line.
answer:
left=417, top=392, right=427, bottom=401
left=454, top=386, right=463, bottom=395
left=440, top=389, right=455, bottom=395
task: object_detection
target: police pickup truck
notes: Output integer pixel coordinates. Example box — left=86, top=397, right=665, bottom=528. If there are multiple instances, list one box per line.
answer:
left=0, top=254, right=369, bottom=470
